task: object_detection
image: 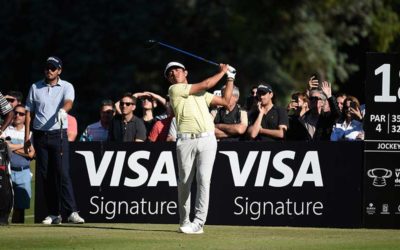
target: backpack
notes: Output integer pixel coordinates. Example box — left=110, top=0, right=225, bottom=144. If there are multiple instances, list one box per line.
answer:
left=0, top=139, right=13, bottom=225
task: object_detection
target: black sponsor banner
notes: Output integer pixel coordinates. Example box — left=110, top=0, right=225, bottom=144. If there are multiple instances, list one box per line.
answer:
left=35, top=141, right=363, bottom=228
left=364, top=53, right=400, bottom=228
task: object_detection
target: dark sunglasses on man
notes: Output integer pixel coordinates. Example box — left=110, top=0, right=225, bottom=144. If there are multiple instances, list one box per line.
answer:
left=45, top=64, right=58, bottom=72
left=120, top=101, right=134, bottom=107
left=15, top=111, right=26, bottom=117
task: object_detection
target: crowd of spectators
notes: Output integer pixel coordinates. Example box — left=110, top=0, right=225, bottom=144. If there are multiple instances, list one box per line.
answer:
left=2, top=72, right=366, bottom=146
left=0, top=58, right=366, bottom=225
left=70, top=74, right=364, bottom=143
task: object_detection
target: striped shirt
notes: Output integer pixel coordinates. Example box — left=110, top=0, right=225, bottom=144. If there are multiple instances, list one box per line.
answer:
left=80, top=121, right=109, bottom=141
left=168, top=83, right=214, bottom=134
left=0, top=92, right=13, bottom=115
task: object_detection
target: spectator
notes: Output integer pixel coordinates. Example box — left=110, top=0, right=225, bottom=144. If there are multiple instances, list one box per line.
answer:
left=212, top=85, right=248, bottom=141
left=5, top=90, right=23, bottom=108
left=299, top=77, right=340, bottom=141
left=244, top=85, right=258, bottom=111
left=67, top=114, right=78, bottom=142
left=335, top=93, right=347, bottom=113
left=0, top=91, right=14, bottom=135
left=286, top=92, right=310, bottom=140
left=331, top=96, right=364, bottom=141
left=247, top=84, right=288, bottom=141
left=25, top=56, right=84, bottom=224
left=2, top=104, right=35, bottom=223
left=115, top=91, right=167, bottom=137
left=138, top=95, right=157, bottom=137
left=80, top=99, right=115, bottom=141
left=108, top=93, right=146, bottom=142
left=148, top=97, right=174, bottom=142
left=287, top=92, right=309, bottom=118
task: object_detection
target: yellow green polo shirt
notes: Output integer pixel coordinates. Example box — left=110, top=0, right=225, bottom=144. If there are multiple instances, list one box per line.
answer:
left=168, top=83, right=214, bottom=134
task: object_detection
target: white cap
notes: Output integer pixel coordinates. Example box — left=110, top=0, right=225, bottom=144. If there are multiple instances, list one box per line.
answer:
left=164, top=62, right=185, bottom=78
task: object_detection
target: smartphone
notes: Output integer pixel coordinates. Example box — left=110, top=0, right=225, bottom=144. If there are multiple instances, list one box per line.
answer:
left=311, top=72, right=321, bottom=89
left=350, top=101, right=357, bottom=109
left=291, top=94, right=299, bottom=102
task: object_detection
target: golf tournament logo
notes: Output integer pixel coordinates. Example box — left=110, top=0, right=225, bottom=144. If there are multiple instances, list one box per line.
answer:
left=395, top=168, right=400, bottom=187
left=380, top=204, right=390, bottom=215
left=366, top=203, right=376, bottom=215
left=367, top=168, right=392, bottom=187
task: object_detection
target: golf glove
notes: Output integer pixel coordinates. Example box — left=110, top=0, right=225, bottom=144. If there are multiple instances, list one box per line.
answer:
left=57, top=108, right=68, bottom=125
left=227, top=66, right=236, bottom=80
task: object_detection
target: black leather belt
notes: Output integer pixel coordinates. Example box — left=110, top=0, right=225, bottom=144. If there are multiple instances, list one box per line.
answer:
left=11, top=166, right=30, bottom=172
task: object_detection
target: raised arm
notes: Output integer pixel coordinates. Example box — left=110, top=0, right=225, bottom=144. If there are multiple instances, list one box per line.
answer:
left=189, top=64, right=230, bottom=95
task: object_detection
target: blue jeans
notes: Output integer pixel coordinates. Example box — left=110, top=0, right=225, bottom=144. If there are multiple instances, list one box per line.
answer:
left=10, top=167, right=32, bottom=209
left=33, top=129, right=77, bottom=215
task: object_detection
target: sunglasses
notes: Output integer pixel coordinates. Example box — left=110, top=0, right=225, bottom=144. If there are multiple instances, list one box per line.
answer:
left=15, top=111, right=25, bottom=117
left=120, top=101, right=134, bottom=107
left=6, top=98, right=16, bottom=103
left=309, top=96, right=323, bottom=101
left=45, top=65, right=58, bottom=72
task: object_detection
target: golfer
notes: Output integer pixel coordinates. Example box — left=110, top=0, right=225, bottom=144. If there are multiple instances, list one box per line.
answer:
left=166, top=61, right=235, bottom=234
left=25, top=56, right=84, bottom=224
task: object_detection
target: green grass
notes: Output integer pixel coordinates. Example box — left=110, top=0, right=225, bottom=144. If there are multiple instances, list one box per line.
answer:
left=7, top=162, right=397, bottom=249
left=1, top=224, right=400, bottom=249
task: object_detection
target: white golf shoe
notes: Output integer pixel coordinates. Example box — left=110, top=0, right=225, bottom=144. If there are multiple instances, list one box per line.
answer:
left=42, top=215, right=62, bottom=225
left=67, top=212, right=85, bottom=224
left=181, top=222, right=204, bottom=234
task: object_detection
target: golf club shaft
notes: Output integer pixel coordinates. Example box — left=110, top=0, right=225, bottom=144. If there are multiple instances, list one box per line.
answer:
left=156, top=41, right=220, bottom=67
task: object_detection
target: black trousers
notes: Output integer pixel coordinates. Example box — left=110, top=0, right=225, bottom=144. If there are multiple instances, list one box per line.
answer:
left=33, top=129, right=77, bottom=216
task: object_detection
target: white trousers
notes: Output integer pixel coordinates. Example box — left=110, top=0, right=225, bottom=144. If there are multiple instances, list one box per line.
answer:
left=176, top=135, right=217, bottom=226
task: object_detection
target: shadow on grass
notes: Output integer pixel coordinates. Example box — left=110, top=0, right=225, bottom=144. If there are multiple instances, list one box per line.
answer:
left=10, top=223, right=178, bottom=233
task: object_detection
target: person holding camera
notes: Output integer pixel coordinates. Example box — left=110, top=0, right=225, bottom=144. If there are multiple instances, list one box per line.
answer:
left=286, top=92, right=310, bottom=140
left=299, top=76, right=341, bottom=141
left=247, top=84, right=288, bottom=141
left=330, top=96, right=364, bottom=141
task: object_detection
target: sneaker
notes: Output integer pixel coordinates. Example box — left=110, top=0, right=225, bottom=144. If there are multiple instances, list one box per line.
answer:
left=182, top=222, right=204, bottom=234
left=67, top=212, right=85, bottom=224
left=178, top=221, right=192, bottom=233
left=42, top=215, right=62, bottom=225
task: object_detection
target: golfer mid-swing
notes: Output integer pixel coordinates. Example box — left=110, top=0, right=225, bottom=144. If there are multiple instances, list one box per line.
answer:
left=166, top=61, right=236, bottom=234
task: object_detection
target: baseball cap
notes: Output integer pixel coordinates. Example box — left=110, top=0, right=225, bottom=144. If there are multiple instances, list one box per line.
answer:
left=257, top=83, right=273, bottom=94
left=164, top=61, right=185, bottom=78
left=46, top=56, right=62, bottom=68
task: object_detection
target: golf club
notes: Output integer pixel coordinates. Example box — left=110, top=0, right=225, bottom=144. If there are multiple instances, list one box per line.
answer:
left=147, top=40, right=236, bottom=73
